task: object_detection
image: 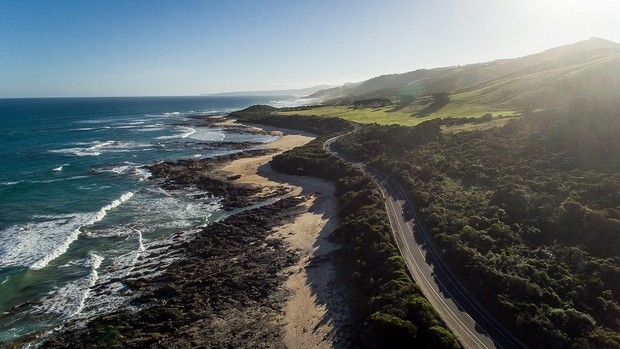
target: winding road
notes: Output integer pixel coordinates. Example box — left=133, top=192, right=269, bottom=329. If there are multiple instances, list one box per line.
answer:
left=324, top=130, right=526, bottom=349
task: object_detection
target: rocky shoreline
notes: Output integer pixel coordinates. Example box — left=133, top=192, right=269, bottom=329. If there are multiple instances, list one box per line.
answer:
left=26, top=123, right=352, bottom=349
left=145, top=149, right=288, bottom=210
left=43, top=195, right=309, bottom=348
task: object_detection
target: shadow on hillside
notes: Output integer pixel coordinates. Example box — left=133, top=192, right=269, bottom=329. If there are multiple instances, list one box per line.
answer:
left=386, top=101, right=413, bottom=113
left=415, top=102, right=447, bottom=117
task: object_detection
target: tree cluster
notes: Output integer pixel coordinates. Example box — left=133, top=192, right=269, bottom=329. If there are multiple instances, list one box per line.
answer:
left=336, top=101, right=620, bottom=348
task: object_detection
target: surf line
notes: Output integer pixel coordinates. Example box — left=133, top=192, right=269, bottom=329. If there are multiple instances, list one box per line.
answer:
left=29, top=192, right=134, bottom=270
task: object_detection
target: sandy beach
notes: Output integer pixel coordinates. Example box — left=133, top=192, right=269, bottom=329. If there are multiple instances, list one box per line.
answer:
left=214, top=121, right=351, bottom=348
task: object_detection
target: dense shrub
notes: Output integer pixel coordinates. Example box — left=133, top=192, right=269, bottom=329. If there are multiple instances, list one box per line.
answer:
left=336, top=101, right=620, bottom=348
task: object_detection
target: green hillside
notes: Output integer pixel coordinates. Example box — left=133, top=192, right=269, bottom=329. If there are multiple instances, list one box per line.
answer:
left=303, top=38, right=620, bottom=124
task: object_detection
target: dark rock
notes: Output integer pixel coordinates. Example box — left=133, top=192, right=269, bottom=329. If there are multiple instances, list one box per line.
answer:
left=144, top=150, right=278, bottom=210
left=41, top=197, right=308, bottom=348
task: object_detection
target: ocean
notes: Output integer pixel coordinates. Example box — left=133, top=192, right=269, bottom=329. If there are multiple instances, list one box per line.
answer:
left=0, top=96, right=299, bottom=344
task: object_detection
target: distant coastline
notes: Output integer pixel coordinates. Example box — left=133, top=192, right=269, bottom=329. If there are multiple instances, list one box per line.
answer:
left=202, top=84, right=332, bottom=97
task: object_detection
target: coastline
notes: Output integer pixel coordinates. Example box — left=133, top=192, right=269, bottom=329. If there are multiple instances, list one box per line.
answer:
left=212, top=119, right=352, bottom=348
left=35, top=119, right=351, bottom=348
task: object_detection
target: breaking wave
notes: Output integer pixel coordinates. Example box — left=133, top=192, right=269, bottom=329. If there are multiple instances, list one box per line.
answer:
left=0, top=192, right=134, bottom=271
left=49, top=141, right=152, bottom=157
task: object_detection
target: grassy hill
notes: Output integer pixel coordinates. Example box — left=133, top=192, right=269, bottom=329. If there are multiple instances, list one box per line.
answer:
left=300, top=38, right=620, bottom=125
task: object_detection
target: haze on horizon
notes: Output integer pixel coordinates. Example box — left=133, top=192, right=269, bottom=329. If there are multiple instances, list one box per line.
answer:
left=1, top=0, right=619, bottom=98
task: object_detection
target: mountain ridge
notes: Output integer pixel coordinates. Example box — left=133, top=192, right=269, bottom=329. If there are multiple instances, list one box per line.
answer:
left=203, top=85, right=333, bottom=97
left=310, top=38, right=620, bottom=110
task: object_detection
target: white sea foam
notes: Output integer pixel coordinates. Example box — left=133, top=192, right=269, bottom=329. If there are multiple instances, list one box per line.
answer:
left=128, top=229, right=146, bottom=267
left=113, top=121, right=146, bottom=129
left=93, top=163, right=151, bottom=181
left=70, top=125, right=115, bottom=131
left=71, top=127, right=97, bottom=131
left=71, top=235, right=183, bottom=320
left=155, top=126, right=196, bottom=140
left=10, top=191, right=222, bottom=326
left=70, top=231, right=188, bottom=320
left=94, top=165, right=132, bottom=175
left=0, top=176, right=86, bottom=186
left=179, top=126, right=197, bottom=138
left=87, top=192, right=134, bottom=228
left=73, top=253, right=104, bottom=316
left=26, top=191, right=221, bottom=324
left=48, top=141, right=112, bottom=157
left=123, top=188, right=221, bottom=230
left=187, top=128, right=226, bottom=142
left=22, top=176, right=87, bottom=185
left=49, top=141, right=152, bottom=157
left=30, top=192, right=133, bottom=270
left=82, top=228, right=132, bottom=239
left=143, top=187, right=171, bottom=197
left=0, top=192, right=134, bottom=270
left=113, top=125, right=138, bottom=129
left=77, top=184, right=111, bottom=191
left=53, top=164, right=69, bottom=172
left=32, top=253, right=104, bottom=319
left=51, top=148, right=103, bottom=157
left=136, top=229, right=145, bottom=254
left=134, top=168, right=151, bottom=181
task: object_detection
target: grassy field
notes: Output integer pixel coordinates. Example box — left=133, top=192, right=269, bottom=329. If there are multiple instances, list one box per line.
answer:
left=277, top=106, right=421, bottom=125
left=277, top=102, right=518, bottom=126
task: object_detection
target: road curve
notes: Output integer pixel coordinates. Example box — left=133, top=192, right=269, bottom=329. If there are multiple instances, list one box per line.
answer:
left=323, top=131, right=526, bottom=349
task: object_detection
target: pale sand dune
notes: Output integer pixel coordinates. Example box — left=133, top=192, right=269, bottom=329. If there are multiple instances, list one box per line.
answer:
left=214, top=124, right=350, bottom=348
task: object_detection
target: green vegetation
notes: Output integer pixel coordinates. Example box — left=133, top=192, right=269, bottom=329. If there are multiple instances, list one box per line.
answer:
left=309, top=38, right=620, bottom=112
left=234, top=106, right=460, bottom=348
left=237, top=38, right=620, bottom=348
left=270, top=137, right=460, bottom=348
left=300, top=38, right=619, bottom=128
left=335, top=101, right=620, bottom=348
left=277, top=105, right=421, bottom=126
left=229, top=105, right=353, bottom=134
left=276, top=104, right=515, bottom=126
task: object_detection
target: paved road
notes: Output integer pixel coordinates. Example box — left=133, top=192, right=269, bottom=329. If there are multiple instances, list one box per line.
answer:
left=324, top=132, right=526, bottom=349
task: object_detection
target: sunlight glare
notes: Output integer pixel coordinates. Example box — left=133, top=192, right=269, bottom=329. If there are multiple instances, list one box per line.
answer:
left=526, top=0, right=618, bottom=17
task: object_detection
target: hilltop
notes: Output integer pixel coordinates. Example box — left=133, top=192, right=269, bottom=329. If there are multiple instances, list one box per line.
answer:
left=305, top=38, right=620, bottom=122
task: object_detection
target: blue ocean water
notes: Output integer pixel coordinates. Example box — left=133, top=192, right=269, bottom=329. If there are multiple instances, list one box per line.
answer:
left=0, top=96, right=297, bottom=343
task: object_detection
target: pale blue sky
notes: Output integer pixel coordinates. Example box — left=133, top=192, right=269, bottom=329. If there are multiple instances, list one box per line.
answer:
left=1, top=0, right=618, bottom=97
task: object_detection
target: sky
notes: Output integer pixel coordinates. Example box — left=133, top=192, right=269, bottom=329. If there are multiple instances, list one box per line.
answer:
left=1, top=0, right=619, bottom=97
